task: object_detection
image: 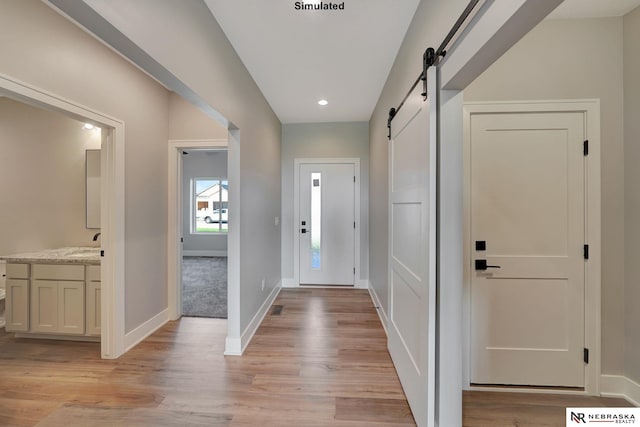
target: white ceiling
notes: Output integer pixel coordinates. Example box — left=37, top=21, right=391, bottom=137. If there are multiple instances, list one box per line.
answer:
left=204, top=0, right=420, bottom=124
left=203, top=0, right=640, bottom=124
left=548, top=0, right=640, bottom=19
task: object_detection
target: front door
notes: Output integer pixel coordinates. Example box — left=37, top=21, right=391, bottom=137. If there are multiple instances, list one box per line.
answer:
left=470, top=110, right=586, bottom=387
left=299, top=162, right=355, bottom=285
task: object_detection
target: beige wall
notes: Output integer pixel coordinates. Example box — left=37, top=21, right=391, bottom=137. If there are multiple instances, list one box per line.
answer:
left=465, top=18, right=625, bottom=375
left=281, top=122, right=370, bottom=282
left=168, top=92, right=227, bottom=141
left=0, top=97, right=101, bottom=255
left=624, top=6, right=640, bottom=384
left=0, top=0, right=171, bottom=332
left=73, top=0, right=282, bottom=335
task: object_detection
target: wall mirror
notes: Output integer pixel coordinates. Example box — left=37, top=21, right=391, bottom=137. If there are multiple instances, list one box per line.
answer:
left=86, top=149, right=101, bottom=229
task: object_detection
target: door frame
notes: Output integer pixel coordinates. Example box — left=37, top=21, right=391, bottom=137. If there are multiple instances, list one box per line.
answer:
left=462, top=99, right=601, bottom=395
left=0, top=72, right=126, bottom=359
left=293, top=158, right=362, bottom=288
left=167, top=139, right=230, bottom=313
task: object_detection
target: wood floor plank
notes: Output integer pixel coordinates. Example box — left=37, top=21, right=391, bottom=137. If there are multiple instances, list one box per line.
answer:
left=462, top=391, right=633, bottom=427
left=335, top=397, right=415, bottom=424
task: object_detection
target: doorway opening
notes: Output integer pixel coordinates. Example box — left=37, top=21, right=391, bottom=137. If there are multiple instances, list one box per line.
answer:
left=168, top=138, right=241, bottom=354
left=0, top=74, right=125, bottom=359
left=181, top=149, right=228, bottom=319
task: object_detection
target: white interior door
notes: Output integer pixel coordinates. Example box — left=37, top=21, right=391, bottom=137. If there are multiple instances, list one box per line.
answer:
left=470, top=110, right=586, bottom=387
left=387, top=67, right=437, bottom=427
left=299, top=162, right=355, bottom=285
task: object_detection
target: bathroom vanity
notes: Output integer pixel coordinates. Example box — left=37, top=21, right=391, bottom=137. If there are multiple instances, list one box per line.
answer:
left=0, top=247, right=101, bottom=341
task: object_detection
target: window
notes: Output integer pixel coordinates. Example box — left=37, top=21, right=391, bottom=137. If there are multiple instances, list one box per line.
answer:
left=192, top=178, right=228, bottom=234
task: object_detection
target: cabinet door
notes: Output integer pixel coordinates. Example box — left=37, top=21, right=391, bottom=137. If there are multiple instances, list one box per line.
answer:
left=86, top=282, right=101, bottom=336
left=6, top=279, right=29, bottom=332
left=31, top=280, right=58, bottom=333
left=58, top=281, right=85, bottom=334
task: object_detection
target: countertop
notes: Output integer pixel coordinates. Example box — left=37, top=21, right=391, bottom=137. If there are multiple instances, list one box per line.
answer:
left=0, top=247, right=101, bottom=265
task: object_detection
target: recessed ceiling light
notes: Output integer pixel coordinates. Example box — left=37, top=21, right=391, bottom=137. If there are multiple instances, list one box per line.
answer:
left=83, top=123, right=95, bottom=130
left=318, top=99, right=328, bottom=106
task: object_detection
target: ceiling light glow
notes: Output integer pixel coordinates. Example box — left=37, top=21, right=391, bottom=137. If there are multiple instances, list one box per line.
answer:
left=318, top=99, right=328, bottom=106
left=83, top=123, right=95, bottom=130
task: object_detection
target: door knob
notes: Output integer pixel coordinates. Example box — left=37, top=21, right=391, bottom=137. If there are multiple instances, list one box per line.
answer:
left=475, top=260, right=501, bottom=271
left=301, top=228, right=307, bottom=234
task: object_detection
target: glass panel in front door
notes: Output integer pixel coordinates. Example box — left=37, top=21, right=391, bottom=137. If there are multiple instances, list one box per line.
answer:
left=311, top=172, right=321, bottom=269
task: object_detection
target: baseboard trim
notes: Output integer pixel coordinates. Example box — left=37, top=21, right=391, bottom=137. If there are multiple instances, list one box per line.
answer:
left=281, top=278, right=297, bottom=288
left=14, top=333, right=100, bottom=342
left=224, top=336, right=242, bottom=356
left=183, top=250, right=227, bottom=257
left=356, top=279, right=370, bottom=289
left=368, top=284, right=388, bottom=336
left=282, top=278, right=368, bottom=288
left=124, top=308, right=169, bottom=352
left=601, top=375, right=640, bottom=406
left=225, top=281, right=282, bottom=356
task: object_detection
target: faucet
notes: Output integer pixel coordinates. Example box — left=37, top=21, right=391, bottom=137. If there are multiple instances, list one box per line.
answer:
left=92, top=232, right=101, bottom=241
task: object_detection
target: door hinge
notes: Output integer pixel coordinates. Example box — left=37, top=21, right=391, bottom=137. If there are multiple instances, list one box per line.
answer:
left=353, top=267, right=356, bottom=274
left=180, top=237, right=184, bottom=243
left=354, top=221, right=356, bottom=229
left=353, top=176, right=356, bottom=183
left=584, top=348, right=589, bottom=364
left=584, top=244, right=589, bottom=260
left=100, top=250, right=105, bottom=257
left=583, top=140, right=589, bottom=156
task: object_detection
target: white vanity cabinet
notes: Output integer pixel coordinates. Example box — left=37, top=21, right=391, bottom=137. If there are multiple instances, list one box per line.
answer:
left=4, top=260, right=100, bottom=340
left=85, top=265, right=101, bottom=336
left=31, top=264, right=85, bottom=335
left=5, top=263, right=30, bottom=332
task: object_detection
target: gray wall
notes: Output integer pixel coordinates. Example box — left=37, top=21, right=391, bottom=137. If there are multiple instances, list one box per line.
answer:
left=465, top=17, right=625, bottom=376
left=624, top=6, right=640, bottom=385
left=0, top=0, right=171, bottom=333
left=369, top=0, right=470, bottom=318
left=0, top=97, right=101, bottom=255
left=182, top=150, right=228, bottom=254
left=281, top=122, right=369, bottom=282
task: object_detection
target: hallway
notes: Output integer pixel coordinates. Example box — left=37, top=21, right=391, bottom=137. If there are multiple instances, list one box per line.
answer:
left=0, top=288, right=630, bottom=426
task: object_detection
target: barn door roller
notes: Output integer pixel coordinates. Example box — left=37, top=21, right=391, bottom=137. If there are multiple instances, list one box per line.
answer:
left=387, top=0, right=483, bottom=139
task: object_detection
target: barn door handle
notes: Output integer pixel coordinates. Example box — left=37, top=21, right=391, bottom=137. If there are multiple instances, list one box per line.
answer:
left=475, top=260, right=501, bottom=271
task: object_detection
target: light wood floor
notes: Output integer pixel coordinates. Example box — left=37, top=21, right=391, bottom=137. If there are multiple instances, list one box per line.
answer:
left=0, top=288, right=631, bottom=426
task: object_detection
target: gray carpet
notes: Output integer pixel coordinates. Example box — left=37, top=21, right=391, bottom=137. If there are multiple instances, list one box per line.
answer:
left=182, top=256, right=227, bottom=318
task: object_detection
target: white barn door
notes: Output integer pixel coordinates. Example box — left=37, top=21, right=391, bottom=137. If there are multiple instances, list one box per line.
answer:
left=387, top=67, right=437, bottom=427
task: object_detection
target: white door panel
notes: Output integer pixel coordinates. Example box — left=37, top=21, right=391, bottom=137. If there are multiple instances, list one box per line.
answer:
left=387, top=66, right=437, bottom=427
left=299, top=163, right=355, bottom=285
left=470, top=111, right=585, bottom=387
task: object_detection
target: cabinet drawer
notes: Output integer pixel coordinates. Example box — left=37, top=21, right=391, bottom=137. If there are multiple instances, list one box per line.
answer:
left=86, top=265, right=101, bottom=282
left=6, top=263, right=29, bottom=279
left=32, top=264, right=84, bottom=281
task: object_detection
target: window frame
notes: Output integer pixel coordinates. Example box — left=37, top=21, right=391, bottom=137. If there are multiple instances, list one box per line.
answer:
left=191, top=177, right=228, bottom=235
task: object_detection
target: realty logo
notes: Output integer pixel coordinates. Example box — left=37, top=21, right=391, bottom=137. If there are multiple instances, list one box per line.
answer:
left=571, top=412, right=586, bottom=423
left=566, top=408, right=639, bottom=425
